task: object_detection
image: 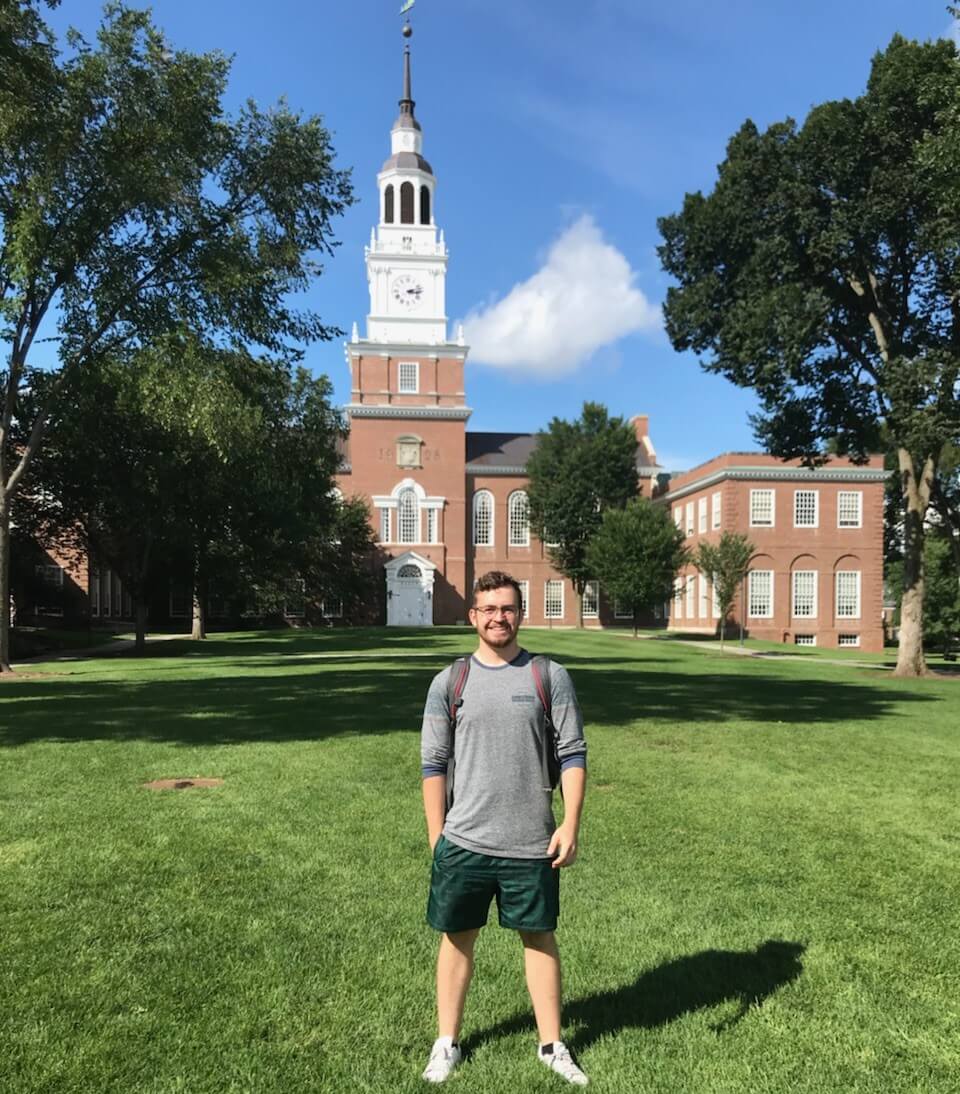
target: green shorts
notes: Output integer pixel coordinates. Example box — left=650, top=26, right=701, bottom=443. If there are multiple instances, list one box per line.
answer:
left=427, top=835, right=560, bottom=933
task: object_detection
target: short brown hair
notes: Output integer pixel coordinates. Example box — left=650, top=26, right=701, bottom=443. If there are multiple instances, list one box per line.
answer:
left=472, top=570, right=522, bottom=609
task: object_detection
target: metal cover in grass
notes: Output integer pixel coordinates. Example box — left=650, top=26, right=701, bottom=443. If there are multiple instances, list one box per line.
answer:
left=142, top=778, right=224, bottom=790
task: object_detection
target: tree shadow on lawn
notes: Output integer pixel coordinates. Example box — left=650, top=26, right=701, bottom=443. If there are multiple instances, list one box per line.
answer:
left=463, top=939, right=806, bottom=1055
left=0, top=650, right=935, bottom=746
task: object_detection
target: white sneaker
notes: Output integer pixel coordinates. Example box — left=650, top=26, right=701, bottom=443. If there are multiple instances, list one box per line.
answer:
left=538, top=1041, right=589, bottom=1086
left=422, top=1037, right=462, bottom=1083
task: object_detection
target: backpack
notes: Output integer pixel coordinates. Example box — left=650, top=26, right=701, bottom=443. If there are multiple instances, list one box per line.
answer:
left=444, top=653, right=561, bottom=811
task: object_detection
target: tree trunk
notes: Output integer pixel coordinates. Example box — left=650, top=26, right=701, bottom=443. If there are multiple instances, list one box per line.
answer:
left=894, top=447, right=935, bottom=677
left=191, top=550, right=206, bottom=640
left=134, top=597, right=148, bottom=653
left=576, top=584, right=584, bottom=629
left=0, top=492, right=11, bottom=672
left=719, top=615, right=725, bottom=653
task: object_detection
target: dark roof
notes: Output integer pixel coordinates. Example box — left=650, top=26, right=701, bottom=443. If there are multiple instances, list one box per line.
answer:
left=381, top=150, right=433, bottom=175
left=466, top=432, right=537, bottom=468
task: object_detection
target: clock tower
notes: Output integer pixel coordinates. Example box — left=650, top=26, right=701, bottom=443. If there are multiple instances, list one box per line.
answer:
left=341, top=25, right=470, bottom=624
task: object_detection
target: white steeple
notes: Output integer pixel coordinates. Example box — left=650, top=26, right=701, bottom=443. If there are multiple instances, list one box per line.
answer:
left=364, top=27, right=449, bottom=345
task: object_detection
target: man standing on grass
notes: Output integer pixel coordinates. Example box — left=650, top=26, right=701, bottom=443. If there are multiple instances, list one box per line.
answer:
left=419, top=570, right=589, bottom=1085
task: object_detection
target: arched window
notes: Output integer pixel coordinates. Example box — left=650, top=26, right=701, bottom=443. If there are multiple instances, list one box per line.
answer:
left=400, top=181, right=415, bottom=224
left=384, top=184, right=395, bottom=224
left=420, top=184, right=431, bottom=225
left=398, top=563, right=421, bottom=579
left=508, top=491, right=530, bottom=547
left=398, top=487, right=418, bottom=544
left=473, top=490, right=494, bottom=546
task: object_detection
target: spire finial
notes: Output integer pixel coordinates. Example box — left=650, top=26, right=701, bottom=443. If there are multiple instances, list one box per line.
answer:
left=399, top=20, right=414, bottom=118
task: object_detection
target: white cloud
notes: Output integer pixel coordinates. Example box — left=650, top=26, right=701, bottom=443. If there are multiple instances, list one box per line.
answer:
left=463, top=216, right=661, bottom=377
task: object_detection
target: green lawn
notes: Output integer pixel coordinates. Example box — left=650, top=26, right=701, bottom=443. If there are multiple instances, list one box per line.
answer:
left=2, top=628, right=958, bottom=1093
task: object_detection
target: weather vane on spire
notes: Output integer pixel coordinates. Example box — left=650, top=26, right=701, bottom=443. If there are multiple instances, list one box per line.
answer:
left=400, top=0, right=415, bottom=32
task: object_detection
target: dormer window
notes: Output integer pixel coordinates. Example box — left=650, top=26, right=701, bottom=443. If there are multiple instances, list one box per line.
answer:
left=384, top=184, right=395, bottom=224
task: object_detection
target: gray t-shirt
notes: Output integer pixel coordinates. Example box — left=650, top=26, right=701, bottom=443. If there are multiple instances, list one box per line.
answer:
left=420, top=649, right=586, bottom=859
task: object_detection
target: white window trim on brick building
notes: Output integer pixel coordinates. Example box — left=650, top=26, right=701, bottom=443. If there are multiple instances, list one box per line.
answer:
left=508, top=490, right=530, bottom=546
left=750, top=489, right=775, bottom=527
left=398, top=487, right=419, bottom=544
left=583, top=580, right=599, bottom=619
left=698, top=497, right=707, bottom=533
left=472, top=489, right=494, bottom=547
left=698, top=572, right=708, bottom=618
left=794, top=489, right=819, bottom=528
left=837, top=491, right=863, bottom=528
left=545, top=579, right=564, bottom=620
left=835, top=570, right=861, bottom=619
left=712, top=491, right=722, bottom=529
left=397, top=360, right=419, bottom=394
left=518, top=580, right=529, bottom=620
left=674, top=577, right=683, bottom=620
left=792, top=570, right=818, bottom=618
left=614, top=597, right=633, bottom=619
left=711, top=577, right=720, bottom=619
left=686, top=573, right=696, bottom=616
left=685, top=501, right=695, bottom=535
left=748, top=570, right=774, bottom=618
left=674, top=507, right=683, bottom=531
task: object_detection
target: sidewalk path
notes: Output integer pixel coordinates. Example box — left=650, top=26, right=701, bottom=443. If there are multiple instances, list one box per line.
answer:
left=13, top=633, right=186, bottom=666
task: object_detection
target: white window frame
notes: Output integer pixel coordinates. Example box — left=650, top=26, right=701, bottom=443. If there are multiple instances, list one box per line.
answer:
left=674, top=507, right=683, bottom=531
left=518, top=580, right=529, bottom=620
left=748, top=570, right=774, bottom=618
left=712, top=491, right=722, bottom=530
left=698, top=572, right=708, bottom=618
left=397, top=360, right=419, bottom=394
left=614, top=598, right=633, bottom=620
left=284, top=578, right=306, bottom=620
left=321, top=597, right=343, bottom=619
left=398, top=487, right=419, bottom=544
left=686, top=573, right=696, bottom=617
left=698, top=497, right=707, bottom=533
left=544, top=579, right=564, bottom=620
left=750, top=489, right=775, bottom=527
left=835, top=570, right=861, bottom=619
left=472, top=490, right=494, bottom=547
left=673, top=577, right=684, bottom=620
left=794, top=634, right=817, bottom=646
left=379, top=507, right=391, bottom=544
left=711, top=577, right=720, bottom=619
left=838, top=633, right=861, bottom=647
left=794, top=489, right=819, bottom=529
left=685, top=501, right=695, bottom=536
left=426, top=508, right=438, bottom=545
left=583, top=580, right=599, bottom=619
left=791, top=570, right=818, bottom=619
left=508, top=490, right=530, bottom=547
left=837, top=491, right=863, bottom=529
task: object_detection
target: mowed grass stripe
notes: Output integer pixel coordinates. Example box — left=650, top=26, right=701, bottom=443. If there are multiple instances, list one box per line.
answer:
left=1, top=628, right=958, bottom=1093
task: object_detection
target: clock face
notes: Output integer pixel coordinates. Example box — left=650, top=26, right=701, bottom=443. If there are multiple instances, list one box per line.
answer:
left=392, top=274, right=424, bottom=309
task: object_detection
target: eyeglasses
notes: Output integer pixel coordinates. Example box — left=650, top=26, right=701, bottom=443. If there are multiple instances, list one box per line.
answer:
left=474, top=605, right=518, bottom=618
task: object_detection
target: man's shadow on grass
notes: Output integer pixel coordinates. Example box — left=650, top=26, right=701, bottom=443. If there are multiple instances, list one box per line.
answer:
left=463, top=939, right=805, bottom=1055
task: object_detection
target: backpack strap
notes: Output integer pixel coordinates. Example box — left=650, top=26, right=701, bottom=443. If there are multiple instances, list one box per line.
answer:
left=530, top=654, right=561, bottom=794
left=443, top=657, right=471, bottom=810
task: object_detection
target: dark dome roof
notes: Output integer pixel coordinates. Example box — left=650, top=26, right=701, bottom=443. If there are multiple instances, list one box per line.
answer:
left=381, top=151, right=434, bottom=175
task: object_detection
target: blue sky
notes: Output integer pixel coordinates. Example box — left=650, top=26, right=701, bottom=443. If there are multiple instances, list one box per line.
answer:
left=46, top=1, right=958, bottom=471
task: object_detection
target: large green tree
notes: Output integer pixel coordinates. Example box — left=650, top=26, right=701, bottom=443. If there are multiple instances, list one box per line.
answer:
left=0, top=1, right=352, bottom=669
left=585, top=498, right=687, bottom=636
left=658, top=34, right=960, bottom=677
left=692, top=532, right=755, bottom=650
left=526, top=402, right=639, bottom=627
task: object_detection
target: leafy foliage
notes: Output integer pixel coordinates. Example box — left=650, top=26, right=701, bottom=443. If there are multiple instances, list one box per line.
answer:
left=658, top=34, right=960, bottom=675
left=585, top=498, right=687, bottom=635
left=922, top=532, right=960, bottom=656
left=526, top=402, right=639, bottom=624
left=692, top=533, right=755, bottom=648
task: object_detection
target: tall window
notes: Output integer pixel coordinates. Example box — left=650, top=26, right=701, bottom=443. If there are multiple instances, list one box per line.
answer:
left=748, top=570, right=773, bottom=617
left=398, top=488, right=418, bottom=544
left=750, top=489, right=775, bottom=527
left=674, top=507, right=683, bottom=531
left=379, top=507, right=391, bottom=544
left=836, top=571, right=861, bottom=618
left=426, top=508, right=438, bottom=544
left=838, top=491, right=863, bottom=528
left=384, top=184, right=395, bottom=224
left=583, top=580, right=599, bottom=619
left=794, top=489, right=819, bottom=528
left=792, top=570, right=817, bottom=618
left=711, top=578, right=720, bottom=619
left=34, top=564, right=64, bottom=617
left=545, top=580, right=564, bottom=619
left=674, top=576, right=684, bottom=619
left=685, top=501, right=695, bottom=535
left=400, top=181, right=415, bottom=224
left=420, top=184, right=431, bottom=224
left=698, top=572, right=708, bottom=618
left=518, top=580, right=529, bottom=620
left=698, top=497, right=707, bottom=533
left=615, top=598, right=633, bottom=620
left=284, top=578, right=306, bottom=619
left=473, top=490, right=494, bottom=546
left=686, top=573, right=696, bottom=616
left=712, top=491, right=722, bottom=529
left=508, top=491, right=530, bottom=546
left=398, top=361, right=419, bottom=394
